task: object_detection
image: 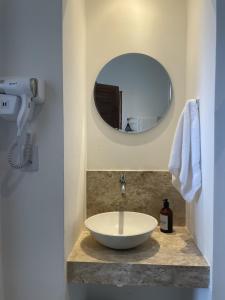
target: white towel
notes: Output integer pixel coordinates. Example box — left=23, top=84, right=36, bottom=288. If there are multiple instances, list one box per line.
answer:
left=168, top=99, right=201, bottom=202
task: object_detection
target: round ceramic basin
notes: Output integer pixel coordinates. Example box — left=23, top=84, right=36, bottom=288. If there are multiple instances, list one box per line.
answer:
left=85, top=211, right=158, bottom=250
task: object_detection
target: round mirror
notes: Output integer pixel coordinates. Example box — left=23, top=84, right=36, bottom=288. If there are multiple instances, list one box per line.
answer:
left=94, top=53, right=172, bottom=133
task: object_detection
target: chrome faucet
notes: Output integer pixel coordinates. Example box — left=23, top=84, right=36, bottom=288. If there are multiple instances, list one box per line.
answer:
left=120, top=173, right=126, bottom=195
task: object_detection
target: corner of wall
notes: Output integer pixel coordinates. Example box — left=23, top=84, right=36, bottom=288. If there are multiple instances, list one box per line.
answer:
left=63, top=0, right=87, bottom=258
left=185, top=0, right=216, bottom=267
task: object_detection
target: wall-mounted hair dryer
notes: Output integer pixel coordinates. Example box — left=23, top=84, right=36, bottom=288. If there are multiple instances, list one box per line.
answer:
left=0, top=78, right=45, bottom=136
left=0, top=78, right=45, bottom=170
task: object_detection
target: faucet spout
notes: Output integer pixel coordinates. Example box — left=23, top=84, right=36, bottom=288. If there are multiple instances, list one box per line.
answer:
left=120, top=173, right=126, bottom=195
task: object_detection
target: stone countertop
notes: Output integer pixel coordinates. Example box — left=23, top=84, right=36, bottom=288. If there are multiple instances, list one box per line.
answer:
left=67, top=227, right=209, bottom=288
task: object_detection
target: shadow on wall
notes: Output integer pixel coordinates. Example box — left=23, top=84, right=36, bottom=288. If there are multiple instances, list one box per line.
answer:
left=0, top=120, right=15, bottom=152
left=62, top=0, right=71, bottom=18
left=67, top=284, right=87, bottom=300
left=0, top=120, right=15, bottom=300
left=81, top=284, right=203, bottom=300
left=0, top=121, right=21, bottom=197
left=67, top=283, right=209, bottom=300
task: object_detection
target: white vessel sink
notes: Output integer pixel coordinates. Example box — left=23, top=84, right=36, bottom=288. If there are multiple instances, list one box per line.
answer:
left=85, top=211, right=158, bottom=250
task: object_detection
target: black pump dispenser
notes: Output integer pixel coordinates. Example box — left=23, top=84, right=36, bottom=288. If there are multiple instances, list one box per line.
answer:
left=163, top=199, right=169, bottom=208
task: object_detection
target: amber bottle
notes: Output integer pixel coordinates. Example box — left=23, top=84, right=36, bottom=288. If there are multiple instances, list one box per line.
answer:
left=160, top=199, right=173, bottom=233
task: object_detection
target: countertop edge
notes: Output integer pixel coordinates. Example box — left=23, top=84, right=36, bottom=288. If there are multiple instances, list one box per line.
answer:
left=67, top=227, right=210, bottom=288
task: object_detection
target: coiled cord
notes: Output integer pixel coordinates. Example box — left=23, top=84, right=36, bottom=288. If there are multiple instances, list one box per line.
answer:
left=8, top=133, right=33, bottom=169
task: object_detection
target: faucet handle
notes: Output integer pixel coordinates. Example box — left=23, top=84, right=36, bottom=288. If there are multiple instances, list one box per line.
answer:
left=120, top=173, right=126, bottom=183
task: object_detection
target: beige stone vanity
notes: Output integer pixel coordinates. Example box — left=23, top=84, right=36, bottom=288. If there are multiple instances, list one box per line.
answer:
left=67, top=227, right=209, bottom=288
left=67, top=171, right=209, bottom=288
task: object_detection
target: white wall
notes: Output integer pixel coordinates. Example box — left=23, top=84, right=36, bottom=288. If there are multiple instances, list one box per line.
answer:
left=0, top=214, right=4, bottom=300
left=63, top=0, right=87, bottom=299
left=0, top=1, right=65, bottom=300
left=63, top=0, right=87, bottom=264
left=213, top=1, right=225, bottom=299
left=0, top=0, right=3, bottom=70
left=186, top=0, right=216, bottom=269
left=0, top=210, right=4, bottom=300
left=185, top=0, right=216, bottom=299
left=86, top=0, right=187, bottom=170
left=0, top=0, right=5, bottom=298
left=85, top=285, right=195, bottom=300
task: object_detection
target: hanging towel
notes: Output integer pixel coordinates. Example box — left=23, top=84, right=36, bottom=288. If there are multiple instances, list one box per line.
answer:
left=168, top=99, right=201, bottom=202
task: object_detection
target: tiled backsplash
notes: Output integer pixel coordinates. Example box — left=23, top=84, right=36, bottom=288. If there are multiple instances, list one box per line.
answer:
left=87, top=171, right=185, bottom=226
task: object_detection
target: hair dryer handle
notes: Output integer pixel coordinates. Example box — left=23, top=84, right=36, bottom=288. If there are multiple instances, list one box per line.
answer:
left=17, top=95, right=33, bottom=136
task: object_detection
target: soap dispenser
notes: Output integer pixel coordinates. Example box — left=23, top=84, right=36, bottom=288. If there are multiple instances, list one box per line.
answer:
left=160, top=199, right=173, bottom=233
left=125, top=118, right=133, bottom=132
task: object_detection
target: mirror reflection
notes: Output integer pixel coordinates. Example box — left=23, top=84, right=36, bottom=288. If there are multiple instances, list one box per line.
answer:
left=94, top=53, right=172, bottom=133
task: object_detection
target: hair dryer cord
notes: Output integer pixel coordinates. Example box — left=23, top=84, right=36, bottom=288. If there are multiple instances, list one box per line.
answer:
left=8, top=133, right=33, bottom=169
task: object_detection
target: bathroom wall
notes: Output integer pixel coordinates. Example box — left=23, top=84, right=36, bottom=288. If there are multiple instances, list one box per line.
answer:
left=0, top=1, right=65, bottom=300
left=0, top=0, right=9, bottom=298
left=213, top=0, right=225, bottom=299
left=84, top=284, right=195, bottom=300
left=0, top=1, right=5, bottom=299
left=186, top=0, right=216, bottom=271
left=63, top=0, right=87, bottom=264
left=86, top=0, right=187, bottom=170
left=185, top=0, right=216, bottom=299
left=0, top=0, right=3, bottom=70
left=63, top=0, right=87, bottom=299
left=0, top=214, right=4, bottom=300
